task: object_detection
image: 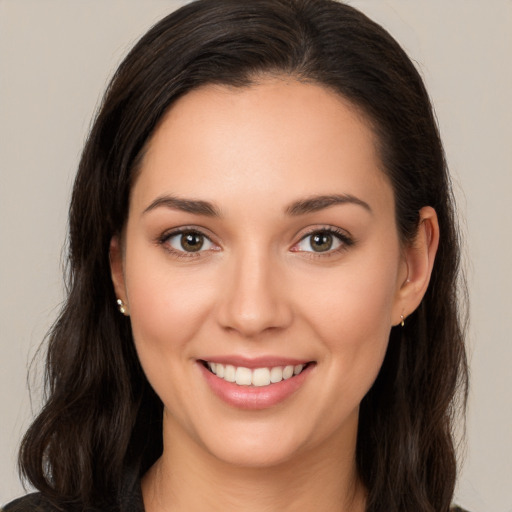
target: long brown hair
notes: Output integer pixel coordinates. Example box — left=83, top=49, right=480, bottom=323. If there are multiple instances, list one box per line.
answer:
left=19, top=1, right=468, bottom=510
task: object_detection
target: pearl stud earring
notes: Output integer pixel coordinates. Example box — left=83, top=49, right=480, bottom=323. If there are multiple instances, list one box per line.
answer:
left=117, top=298, right=129, bottom=316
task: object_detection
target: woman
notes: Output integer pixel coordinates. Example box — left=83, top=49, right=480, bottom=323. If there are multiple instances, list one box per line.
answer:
left=4, top=0, right=468, bottom=511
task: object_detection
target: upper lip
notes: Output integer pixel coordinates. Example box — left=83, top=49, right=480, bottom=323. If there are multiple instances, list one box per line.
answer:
left=198, top=356, right=313, bottom=369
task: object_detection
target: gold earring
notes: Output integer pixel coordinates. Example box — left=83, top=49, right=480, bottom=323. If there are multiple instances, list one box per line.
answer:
left=117, top=298, right=129, bottom=316
left=400, top=314, right=405, bottom=327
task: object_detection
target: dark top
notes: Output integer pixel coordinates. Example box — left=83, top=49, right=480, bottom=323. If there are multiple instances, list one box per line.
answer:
left=2, top=490, right=143, bottom=512
left=2, top=470, right=143, bottom=512
left=3, top=484, right=470, bottom=512
left=3, top=490, right=143, bottom=512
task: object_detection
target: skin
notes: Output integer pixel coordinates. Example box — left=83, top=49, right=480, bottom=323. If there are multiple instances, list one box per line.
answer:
left=111, top=78, right=439, bottom=512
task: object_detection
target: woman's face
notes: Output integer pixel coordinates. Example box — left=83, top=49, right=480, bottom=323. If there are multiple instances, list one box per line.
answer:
left=112, top=79, right=411, bottom=468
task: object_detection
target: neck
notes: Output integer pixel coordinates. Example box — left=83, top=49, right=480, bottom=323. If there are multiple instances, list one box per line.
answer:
left=142, top=413, right=366, bottom=512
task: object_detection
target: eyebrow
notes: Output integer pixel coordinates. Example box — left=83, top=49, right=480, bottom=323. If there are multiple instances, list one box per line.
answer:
left=285, top=194, right=372, bottom=216
left=143, top=195, right=222, bottom=217
left=142, top=193, right=371, bottom=218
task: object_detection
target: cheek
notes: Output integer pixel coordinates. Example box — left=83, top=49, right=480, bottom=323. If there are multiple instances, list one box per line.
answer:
left=123, top=247, right=217, bottom=359
left=300, top=250, right=400, bottom=390
left=313, top=282, right=393, bottom=387
left=305, top=259, right=399, bottom=342
left=123, top=256, right=220, bottom=416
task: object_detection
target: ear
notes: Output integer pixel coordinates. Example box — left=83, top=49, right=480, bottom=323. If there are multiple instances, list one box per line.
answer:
left=110, top=236, right=128, bottom=311
left=393, top=206, right=440, bottom=325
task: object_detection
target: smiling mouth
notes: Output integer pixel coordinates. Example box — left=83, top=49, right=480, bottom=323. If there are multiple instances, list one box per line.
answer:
left=201, top=361, right=313, bottom=387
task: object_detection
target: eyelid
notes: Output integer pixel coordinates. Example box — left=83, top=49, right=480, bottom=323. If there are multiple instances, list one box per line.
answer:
left=157, top=226, right=220, bottom=257
left=290, top=226, right=354, bottom=254
left=156, top=224, right=353, bottom=258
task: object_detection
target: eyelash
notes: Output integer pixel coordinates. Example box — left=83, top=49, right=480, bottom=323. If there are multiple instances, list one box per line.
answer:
left=158, top=227, right=218, bottom=259
left=157, top=226, right=354, bottom=259
left=292, top=227, right=354, bottom=258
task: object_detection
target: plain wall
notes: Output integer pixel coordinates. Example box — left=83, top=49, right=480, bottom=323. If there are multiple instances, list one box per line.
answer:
left=1, top=1, right=511, bottom=510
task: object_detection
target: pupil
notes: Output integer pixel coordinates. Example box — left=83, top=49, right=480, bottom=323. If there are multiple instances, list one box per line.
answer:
left=311, top=233, right=332, bottom=252
left=181, top=232, right=203, bottom=252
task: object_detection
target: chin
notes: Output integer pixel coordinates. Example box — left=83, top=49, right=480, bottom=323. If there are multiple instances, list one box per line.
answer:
left=179, top=412, right=312, bottom=469
left=206, top=435, right=305, bottom=469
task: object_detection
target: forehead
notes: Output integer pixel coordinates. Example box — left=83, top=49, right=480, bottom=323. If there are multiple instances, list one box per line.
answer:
left=131, top=79, right=392, bottom=215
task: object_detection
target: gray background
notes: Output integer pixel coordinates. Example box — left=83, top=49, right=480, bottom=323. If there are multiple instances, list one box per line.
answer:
left=1, top=1, right=511, bottom=510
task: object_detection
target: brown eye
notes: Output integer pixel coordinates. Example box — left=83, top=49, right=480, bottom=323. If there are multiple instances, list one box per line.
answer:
left=309, top=232, right=333, bottom=252
left=293, top=228, right=351, bottom=254
left=166, top=230, right=214, bottom=253
left=180, top=232, right=204, bottom=252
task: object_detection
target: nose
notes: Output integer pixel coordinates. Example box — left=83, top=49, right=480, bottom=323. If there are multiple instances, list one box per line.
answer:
left=216, top=248, right=293, bottom=338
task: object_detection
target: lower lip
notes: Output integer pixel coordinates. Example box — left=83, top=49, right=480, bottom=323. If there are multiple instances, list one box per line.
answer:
left=198, top=362, right=314, bottom=410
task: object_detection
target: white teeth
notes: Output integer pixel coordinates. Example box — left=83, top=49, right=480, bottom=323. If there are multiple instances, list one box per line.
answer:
left=282, top=365, right=294, bottom=380
left=269, top=366, right=283, bottom=383
left=224, top=364, right=236, bottom=383
left=252, top=368, right=271, bottom=387
left=207, top=362, right=307, bottom=386
left=235, top=367, right=252, bottom=386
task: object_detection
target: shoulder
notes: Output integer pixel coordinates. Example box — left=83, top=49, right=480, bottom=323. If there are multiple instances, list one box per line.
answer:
left=2, top=493, right=60, bottom=512
left=451, top=507, right=471, bottom=512
left=2, top=483, right=144, bottom=512
left=2, top=494, right=107, bottom=512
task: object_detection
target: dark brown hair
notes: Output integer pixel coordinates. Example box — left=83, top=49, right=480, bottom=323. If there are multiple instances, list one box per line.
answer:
left=19, top=1, right=468, bottom=511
